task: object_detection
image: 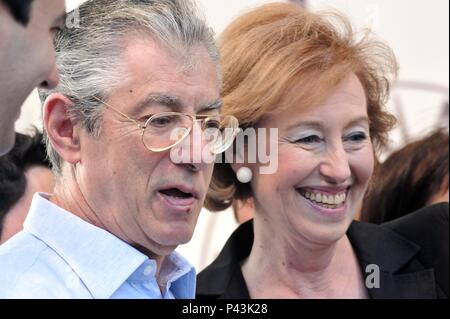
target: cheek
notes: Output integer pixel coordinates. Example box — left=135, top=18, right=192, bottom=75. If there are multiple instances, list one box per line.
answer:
left=253, top=147, right=314, bottom=194
left=278, top=146, right=318, bottom=179
left=352, top=149, right=375, bottom=185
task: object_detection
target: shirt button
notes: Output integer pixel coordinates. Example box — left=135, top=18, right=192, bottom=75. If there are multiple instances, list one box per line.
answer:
left=143, top=265, right=153, bottom=276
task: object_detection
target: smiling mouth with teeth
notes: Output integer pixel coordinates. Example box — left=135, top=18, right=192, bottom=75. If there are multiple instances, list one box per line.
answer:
left=297, top=188, right=347, bottom=209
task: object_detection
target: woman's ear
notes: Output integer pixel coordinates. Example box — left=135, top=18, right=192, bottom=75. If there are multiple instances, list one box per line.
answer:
left=230, top=162, right=244, bottom=174
left=228, top=131, right=256, bottom=174
left=229, top=138, right=247, bottom=174
left=230, top=142, right=255, bottom=184
left=43, top=93, right=81, bottom=165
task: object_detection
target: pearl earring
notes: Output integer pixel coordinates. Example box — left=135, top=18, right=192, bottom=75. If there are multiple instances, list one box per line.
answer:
left=236, top=167, right=252, bottom=183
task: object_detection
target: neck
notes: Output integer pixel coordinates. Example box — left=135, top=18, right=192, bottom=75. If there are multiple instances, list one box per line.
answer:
left=51, top=176, right=105, bottom=232
left=242, top=216, right=365, bottom=298
left=50, top=170, right=168, bottom=279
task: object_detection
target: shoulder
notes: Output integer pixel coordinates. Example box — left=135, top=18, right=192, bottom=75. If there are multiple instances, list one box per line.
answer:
left=351, top=203, right=448, bottom=257
left=348, top=205, right=448, bottom=298
left=382, top=203, right=448, bottom=244
left=0, top=231, right=90, bottom=298
left=197, top=220, right=253, bottom=299
left=382, top=203, right=448, bottom=266
left=382, top=203, right=449, bottom=295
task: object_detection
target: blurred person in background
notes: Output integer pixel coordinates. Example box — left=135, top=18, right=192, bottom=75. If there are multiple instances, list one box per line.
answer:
left=0, top=131, right=54, bottom=244
left=362, top=128, right=449, bottom=224
left=0, top=0, right=65, bottom=155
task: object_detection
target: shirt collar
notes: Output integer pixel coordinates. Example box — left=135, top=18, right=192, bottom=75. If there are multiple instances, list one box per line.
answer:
left=126, top=251, right=196, bottom=299
left=24, top=193, right=195, bottom=299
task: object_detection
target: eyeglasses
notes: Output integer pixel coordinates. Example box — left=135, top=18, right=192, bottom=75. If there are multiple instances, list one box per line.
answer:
left=92, top=96, right=239, bottom=154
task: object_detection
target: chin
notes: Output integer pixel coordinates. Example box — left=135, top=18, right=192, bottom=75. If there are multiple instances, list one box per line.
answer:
left=153, top=223, right=195, bottom=246
left=292, top=217, right=351, bottom=246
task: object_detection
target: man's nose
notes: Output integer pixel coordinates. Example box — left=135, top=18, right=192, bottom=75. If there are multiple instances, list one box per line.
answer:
left=39, top=65, right=60, bottom=90
left=172, top=122, right=215, bottom=172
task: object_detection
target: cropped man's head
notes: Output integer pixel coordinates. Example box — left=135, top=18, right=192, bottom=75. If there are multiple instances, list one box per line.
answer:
left=0, top=0, right=65, bottom=155
left=39, top=0, right=222, bottom=256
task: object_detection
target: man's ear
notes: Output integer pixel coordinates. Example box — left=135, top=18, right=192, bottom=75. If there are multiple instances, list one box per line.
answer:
left=43, top=93, right=81, bottom=165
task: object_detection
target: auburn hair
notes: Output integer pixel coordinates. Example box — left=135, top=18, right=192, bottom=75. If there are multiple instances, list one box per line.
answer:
left=206, top=3, right=398, bottom=211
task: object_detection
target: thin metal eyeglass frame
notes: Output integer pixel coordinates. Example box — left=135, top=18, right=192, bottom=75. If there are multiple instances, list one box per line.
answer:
left=92, top=95, right=239, bottom=153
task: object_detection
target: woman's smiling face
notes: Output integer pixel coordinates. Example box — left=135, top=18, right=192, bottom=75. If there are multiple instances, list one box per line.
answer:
left=250, top=73, right=374, bottom=245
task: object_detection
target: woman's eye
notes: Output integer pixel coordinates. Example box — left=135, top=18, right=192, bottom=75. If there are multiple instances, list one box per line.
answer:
left=204, top=118, right=221, bottom=130
left=295, top=135, right=322, bottom=144
left=344, top=132, right=367, bottom=143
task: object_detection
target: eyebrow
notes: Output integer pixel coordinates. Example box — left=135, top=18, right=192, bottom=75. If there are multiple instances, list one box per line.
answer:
left=200, top=99, right=223, bottom=112
left=287, top=116, right=370, bottom=131
left=286, top=121, right=322, bottom=131
left=344, top=116, right=370, bottom=130
left=133, top=93, right=223, bottom=115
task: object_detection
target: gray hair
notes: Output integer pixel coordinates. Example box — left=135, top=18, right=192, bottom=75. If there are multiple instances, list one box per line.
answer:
left=38, top=0, right=220, bottom=176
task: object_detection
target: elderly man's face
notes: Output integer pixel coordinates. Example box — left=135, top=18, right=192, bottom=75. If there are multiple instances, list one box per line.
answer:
left=78, top=37, right=220, bottom=255
left=0, top=0, right=65, bottom=155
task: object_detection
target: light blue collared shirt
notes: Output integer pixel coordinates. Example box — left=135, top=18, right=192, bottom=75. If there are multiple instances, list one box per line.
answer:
left=0, top=193, right=196, bottom=299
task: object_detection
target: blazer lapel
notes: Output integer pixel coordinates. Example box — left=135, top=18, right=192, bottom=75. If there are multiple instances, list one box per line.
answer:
left=348, top=221, right=437, bottom=299
left=369, top=268, right=437, bottom=298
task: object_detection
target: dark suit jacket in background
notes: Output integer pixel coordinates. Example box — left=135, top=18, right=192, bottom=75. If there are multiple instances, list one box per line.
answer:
left=197, top=203, right=449, bottom=299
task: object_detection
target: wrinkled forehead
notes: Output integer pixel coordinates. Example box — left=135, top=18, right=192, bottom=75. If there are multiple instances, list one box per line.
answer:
left=107, top=35, right=221, bottom=114
left=259, top=73, right=368, bottom=128
left=126, top=34, right=219, bottom=80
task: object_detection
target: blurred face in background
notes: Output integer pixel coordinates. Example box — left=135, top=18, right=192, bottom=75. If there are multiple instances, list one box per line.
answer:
left=0, top=166, right=55, bottom=244
left=0, top=0, right=65, bottom=155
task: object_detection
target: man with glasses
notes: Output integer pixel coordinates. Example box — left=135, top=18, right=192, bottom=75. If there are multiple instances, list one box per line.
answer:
left=0, top=0, right=65, bottom=155
left=0, top=0, right=237, bottom=298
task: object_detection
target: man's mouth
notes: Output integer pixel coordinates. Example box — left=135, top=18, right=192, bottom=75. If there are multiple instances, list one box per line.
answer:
left=159, top=188, right=194, bottom=199
left=296, top=187, right=349, bottom=210
left=157, top=186, right=198, bottom=211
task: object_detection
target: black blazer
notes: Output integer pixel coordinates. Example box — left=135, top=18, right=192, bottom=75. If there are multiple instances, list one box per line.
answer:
left=197, top=203, right=449, bottom=299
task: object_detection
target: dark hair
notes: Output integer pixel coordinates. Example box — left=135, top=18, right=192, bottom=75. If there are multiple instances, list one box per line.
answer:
left=362, top=129, right=449, bottom=224
left=0, top=130, right=50, bottom=236
left=2, top=0, right=34, bottom=25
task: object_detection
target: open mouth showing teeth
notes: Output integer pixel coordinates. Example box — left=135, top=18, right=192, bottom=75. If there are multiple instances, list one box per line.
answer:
left=296, top=188, right=348, bottom=209
left=159, top=188, right=194, bottom=199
